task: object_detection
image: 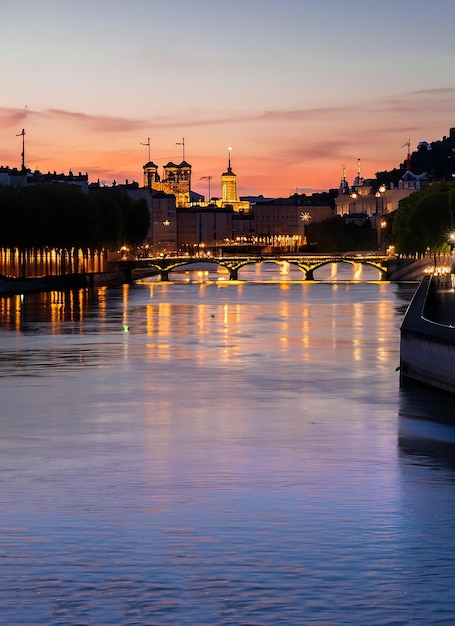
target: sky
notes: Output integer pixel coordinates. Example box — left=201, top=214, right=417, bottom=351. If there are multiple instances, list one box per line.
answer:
left=1, top=0, right=455, bottom=198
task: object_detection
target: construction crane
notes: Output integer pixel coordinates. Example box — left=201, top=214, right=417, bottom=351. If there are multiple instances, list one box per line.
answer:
left=402, top=139, right=411, bottom=171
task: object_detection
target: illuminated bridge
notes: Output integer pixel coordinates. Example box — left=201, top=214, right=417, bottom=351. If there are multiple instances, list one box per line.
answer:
left=117, top=254, right=397, bottom=282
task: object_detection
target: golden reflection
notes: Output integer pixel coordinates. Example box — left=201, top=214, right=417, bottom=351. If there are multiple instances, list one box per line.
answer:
left=122, top=285, right=130, bottom=354
left=279, top=300, right=289, bottom=344
left=352, top=338, right=362, bottom=362
left=146, top=304, right=155, bottom=335
left=280, top=261, right=290, bottom=276
left=50, top=291, right=65, bottom=326
left=301, top=319, right=310, bottom=353
left=223, top=304, right=229, bottom=328
left=97, top=287, right=108, bottom=319
left=353, top=263, right=363, bottom=280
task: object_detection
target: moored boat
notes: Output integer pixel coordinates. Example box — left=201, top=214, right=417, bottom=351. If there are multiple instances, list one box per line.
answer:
left=400, top=275, right=455, bottom=395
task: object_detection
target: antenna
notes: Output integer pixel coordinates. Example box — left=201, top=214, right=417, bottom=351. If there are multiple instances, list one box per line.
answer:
left=140, top=137, right=151, bottom=162
left=16, top=128, right=25, bottom=171
left=402, top=139, right=411, bottom=170
left=227, top=144, right=232, bottom=170
left=176, top=137, right=185, bottom=161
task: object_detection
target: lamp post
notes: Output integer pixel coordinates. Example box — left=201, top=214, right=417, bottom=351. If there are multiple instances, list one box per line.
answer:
left=200, top=176, right=213, bottom=203
left=378, top=185, right=386, bottom=213
left=350, top=192, right=357, bottom=214
left=299, top=211, right=311, bottom=247
left=380, top=219, right=387, bottom=251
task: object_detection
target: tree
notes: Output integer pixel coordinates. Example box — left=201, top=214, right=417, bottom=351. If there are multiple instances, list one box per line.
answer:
left=392, top=183, right=455, bottom=254
left=0, top=184, right=150, bottom=250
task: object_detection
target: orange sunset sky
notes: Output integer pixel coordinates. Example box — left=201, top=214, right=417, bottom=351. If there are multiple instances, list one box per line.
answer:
left=2, top=0, right=455, bottom=199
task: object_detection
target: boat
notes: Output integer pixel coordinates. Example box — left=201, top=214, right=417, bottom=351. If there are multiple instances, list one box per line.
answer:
left=400, top=274, right=455, bottom=395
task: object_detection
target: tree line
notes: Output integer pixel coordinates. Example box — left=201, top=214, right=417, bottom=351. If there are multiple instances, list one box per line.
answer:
left=0, top=184, right=150, bottom=250
left=392, top=182, right=455, bottom=255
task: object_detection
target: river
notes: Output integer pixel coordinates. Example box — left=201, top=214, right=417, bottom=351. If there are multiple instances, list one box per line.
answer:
left=1, top=263, right=454, bottom=625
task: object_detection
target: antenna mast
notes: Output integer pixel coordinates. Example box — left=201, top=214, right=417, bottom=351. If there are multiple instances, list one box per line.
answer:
left=16, top=128, right=25, bottom=171
left=176, top=137, right=185, bottom=161
left=140, top=137, right=151, bottom=162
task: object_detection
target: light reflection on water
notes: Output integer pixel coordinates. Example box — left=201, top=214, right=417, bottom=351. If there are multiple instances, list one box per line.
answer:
left=1, top=277, right=455, bottom=624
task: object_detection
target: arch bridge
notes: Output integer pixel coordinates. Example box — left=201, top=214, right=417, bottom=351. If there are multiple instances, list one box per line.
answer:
left=117, top=254, right=390, bottom=282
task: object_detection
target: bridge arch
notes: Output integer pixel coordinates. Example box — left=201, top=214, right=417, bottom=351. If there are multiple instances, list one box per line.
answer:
left=118, top=255, right=389, bottom=283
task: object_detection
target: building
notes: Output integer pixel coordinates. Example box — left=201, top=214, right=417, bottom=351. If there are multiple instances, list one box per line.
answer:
left=253, top=195, right=334, bottom=250
left=335, top=160, right=429, bottom=219
left=143, top=160, right=192, bottom=207
left=0, top=166, right=89, bottom=192
left=177, top=206, right=233, bottom=251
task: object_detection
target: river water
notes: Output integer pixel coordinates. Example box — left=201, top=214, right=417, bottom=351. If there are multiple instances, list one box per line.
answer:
left=1, top=263, right=455, bottom=625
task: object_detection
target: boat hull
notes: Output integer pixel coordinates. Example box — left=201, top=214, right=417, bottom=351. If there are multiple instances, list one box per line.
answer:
left=400, top=276, right=455, bottom=395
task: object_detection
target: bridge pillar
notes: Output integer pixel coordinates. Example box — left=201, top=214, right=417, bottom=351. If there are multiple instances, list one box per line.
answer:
left=305, top=269, right=314, bottom=280
left=228, top=267, right=238, bottom=280
left=160, top=270, right=170, bottom=282
left=120, top=266, right=133, bottom=284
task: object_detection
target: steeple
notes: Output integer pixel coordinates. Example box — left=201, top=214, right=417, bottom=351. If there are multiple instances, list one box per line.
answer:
left=221, top=145, right=239, bottom=204
left=339, top=163, right=348, bottom=192
left=352, top=158, right=364, bottom=188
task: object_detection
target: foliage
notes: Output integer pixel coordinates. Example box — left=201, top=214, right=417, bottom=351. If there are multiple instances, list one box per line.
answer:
left=305, top=216, right=377, bottom=252
left=0, top=184, right=149, bottom=250
left=391, top=182, right=455, bottom=254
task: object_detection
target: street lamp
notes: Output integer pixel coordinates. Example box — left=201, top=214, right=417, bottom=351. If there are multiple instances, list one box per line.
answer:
left=350, top=192, right=357, bottom=214
left=380, top=219, right=387, bottom=251
left=300, top=211, right=311, bottom=248
left=375, top=185, right=386, bottom=214
left=448, top=230, right=455, bottom=252
left=200, top=176, right=213, bottom=203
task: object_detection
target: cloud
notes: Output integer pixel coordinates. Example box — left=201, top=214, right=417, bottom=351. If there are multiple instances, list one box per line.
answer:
left=411, top=87, right=455, bottom=97
left=0, top=106, right=33, bottom=128
left=45, top=109, right=146, bottom=132
left=150, top=105, right=360, bottom=130
left=0, top=106, right=146, bottom=133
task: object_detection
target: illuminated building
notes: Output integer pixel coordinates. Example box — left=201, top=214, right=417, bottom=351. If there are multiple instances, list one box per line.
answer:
left=143, top=160, right=191, bottom=207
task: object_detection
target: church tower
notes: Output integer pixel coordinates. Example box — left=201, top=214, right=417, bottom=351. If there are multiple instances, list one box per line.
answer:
left=221, top=146, right=239, bottom=205
left=162, top=160, right=191, bottom=207
left=143, top=160, right=160, bottom=189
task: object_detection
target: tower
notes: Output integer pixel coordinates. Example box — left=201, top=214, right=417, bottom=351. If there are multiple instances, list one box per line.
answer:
left=161, top=161, right=191, bottom=207
left=339, top=163, right=349, bottom=192
left=352, top=158, right=364, bottom=188
left=143, top=161, right=160, bottom=189
left=221, top=146, right=239, bottom=205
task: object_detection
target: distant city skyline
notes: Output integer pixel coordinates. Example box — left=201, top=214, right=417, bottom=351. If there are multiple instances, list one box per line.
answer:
left=1, top=0, right=455, bottom=197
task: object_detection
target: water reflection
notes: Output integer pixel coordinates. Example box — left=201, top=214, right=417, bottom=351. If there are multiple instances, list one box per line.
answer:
left=3, top=280, right=455, bottom=624
left=398, top=386, right=455, bottom=471
left=0, top=246, right=107, bottom=278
